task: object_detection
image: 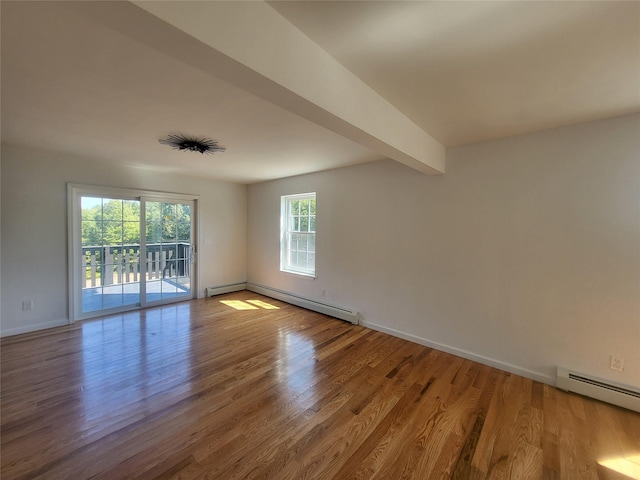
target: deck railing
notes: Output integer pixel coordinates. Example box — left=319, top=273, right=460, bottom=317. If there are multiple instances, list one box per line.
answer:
left=82, top=243, right=191, bottom=288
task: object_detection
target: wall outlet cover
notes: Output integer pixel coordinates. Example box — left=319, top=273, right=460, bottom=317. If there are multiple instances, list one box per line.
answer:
left=610, top=355, right=624, bottom=372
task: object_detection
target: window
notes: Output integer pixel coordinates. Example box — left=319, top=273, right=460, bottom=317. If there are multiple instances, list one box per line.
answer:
left=281, top=193, right=316, bottom=277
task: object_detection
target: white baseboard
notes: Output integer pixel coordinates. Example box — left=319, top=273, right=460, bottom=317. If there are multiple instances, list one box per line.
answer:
left=1, top=318, right=70, bottom=338
left=360, top=319, right=555, bottom=386
left=246, top=283, right=359, bottom=324
left=205, top=283, right=247, bottom=297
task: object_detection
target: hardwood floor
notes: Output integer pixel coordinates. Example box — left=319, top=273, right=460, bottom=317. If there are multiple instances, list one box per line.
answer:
left=1, top=291, right=639, bottom=480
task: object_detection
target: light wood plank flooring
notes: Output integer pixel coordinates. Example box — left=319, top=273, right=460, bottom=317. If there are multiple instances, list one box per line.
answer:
left=2, top=291, right=639, bottom=479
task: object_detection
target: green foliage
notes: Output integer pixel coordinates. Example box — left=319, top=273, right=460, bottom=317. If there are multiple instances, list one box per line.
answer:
left=81, top=198, right=191, bottom=247
left=82, top=199, right=140, bottom=246
left=288, top=198, right=316, bottom=233
left=145, top=201, right=191, bottom=244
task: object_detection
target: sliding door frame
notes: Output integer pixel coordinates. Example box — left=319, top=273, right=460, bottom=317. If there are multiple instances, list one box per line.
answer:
left=67, top=183, right=200, bottom=323
left=139, top=196, right=196, bottom=309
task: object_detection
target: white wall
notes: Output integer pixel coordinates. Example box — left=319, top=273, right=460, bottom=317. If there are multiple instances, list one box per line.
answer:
left=248, top=114, right=640, bottom=388
left=1, top=144, right=247, bottom=336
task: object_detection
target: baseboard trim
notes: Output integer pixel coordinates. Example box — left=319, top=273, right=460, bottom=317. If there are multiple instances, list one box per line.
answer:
left=246, top=283, right=359, bottom=324
left=205, top=283, right=248, bottom=297
left=360, top=319, right=555, bottom=386
left=1, top=318, right=70, bottom=338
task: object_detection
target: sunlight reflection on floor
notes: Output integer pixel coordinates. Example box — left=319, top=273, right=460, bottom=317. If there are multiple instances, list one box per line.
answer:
left=246, top=300, right=280, bottom=309
left=220, top=299, right=280, bottom=310
left=220, top=300, right=259, bottom=310
left=276, top=330, right=316, bottom=406
left=599, top=453, right=640, bottom=480
left=80, top=304, right=193, bottom=429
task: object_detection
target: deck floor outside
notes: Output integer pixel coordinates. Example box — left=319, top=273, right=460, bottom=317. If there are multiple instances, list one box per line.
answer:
left=82, top=278, right=190, bottom=312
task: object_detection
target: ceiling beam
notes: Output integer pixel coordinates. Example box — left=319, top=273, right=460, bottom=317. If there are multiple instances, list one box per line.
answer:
left=75, top=0, right=444, bottom=174
left=132, top=1, right=445, bottom=175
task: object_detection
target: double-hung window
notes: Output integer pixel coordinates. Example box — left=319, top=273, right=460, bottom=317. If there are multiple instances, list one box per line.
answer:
left=281, top=193, right=316, bottom=277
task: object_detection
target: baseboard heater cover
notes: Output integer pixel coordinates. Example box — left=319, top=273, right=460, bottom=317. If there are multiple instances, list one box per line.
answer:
left=556, top=367, right=640, bottom=413
left=206, top=283, right=247, bottom=297
left=246, top=283, right=359, bottom=325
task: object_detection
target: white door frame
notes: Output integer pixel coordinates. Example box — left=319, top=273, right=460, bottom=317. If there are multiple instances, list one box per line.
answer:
left=67, top=183, right=199, bottom=322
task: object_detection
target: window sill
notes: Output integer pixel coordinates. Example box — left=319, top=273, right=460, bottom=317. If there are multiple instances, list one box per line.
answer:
left=280, top=269, right=316, bottom=280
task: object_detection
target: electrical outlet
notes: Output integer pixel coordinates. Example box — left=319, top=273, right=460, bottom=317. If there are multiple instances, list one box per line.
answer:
left=321, top=290, right=326, bottom=298
left=22, top=300, right=33, bottom=311
left=610, top=355, right=624, bottom=372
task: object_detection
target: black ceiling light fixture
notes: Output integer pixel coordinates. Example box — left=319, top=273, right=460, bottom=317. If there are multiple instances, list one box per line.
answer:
left=159, top=133, right=226, bottom=155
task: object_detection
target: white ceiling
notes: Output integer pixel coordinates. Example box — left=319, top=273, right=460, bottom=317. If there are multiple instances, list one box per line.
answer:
left=2, top=1, right=639, bottom=184
left=270, top=0, right=640, bottom=147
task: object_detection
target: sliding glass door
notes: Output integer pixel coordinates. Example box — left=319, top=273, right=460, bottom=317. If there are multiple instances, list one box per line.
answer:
left=70, top=186, right=197, bottom=321
left=143, top=199, right=193, bottom=304
left=81, top=196, right=143, bottom=313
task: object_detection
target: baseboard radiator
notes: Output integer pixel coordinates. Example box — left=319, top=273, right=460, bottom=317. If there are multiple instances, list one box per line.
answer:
left=246, top=283, right=359, bottom=325
left=206, top=283, right=247, bottom=297
left=556, top=367, right=640, bottom=413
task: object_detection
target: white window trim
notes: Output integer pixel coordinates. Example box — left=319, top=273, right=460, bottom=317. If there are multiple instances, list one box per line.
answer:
left=280, top=192, right=316, bottom=278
